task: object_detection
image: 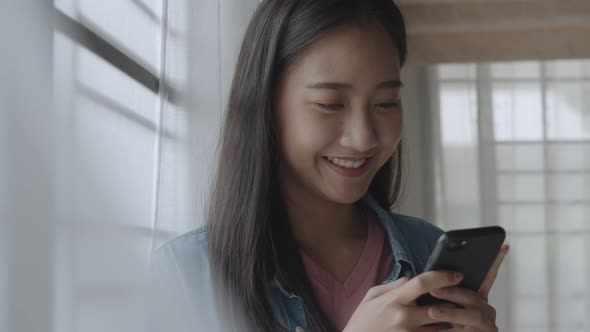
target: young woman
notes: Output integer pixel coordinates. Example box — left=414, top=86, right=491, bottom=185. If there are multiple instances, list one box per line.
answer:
left=152, top=0, right=509, bottom=331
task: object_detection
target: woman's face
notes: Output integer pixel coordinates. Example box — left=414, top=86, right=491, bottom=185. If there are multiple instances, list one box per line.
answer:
left=275, top=23, right=403, bottom=205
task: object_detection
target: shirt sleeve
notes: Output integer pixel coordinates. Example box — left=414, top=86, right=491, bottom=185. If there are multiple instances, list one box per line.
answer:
left=149, top=243, right=196, bottom=332
left=148, top=231, right=221, bottom=332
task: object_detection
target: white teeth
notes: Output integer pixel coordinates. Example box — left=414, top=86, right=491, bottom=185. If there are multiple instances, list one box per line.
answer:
left=325, top=157, right=367, bottom=169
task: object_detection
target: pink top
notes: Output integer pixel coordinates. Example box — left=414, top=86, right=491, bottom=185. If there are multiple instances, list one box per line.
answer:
left=299, top=213, right=395, bottom=331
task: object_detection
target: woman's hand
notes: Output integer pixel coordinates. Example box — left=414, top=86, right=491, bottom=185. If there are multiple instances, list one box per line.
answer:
left=343, top=270, right=465, bottom=332
left=344, top=244, right=510, bottom=332
left=426, top=244, right=510, bottom=331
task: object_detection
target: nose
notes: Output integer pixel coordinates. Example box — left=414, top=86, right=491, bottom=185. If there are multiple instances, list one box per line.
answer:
left=339, top=110, right=379, bottom=154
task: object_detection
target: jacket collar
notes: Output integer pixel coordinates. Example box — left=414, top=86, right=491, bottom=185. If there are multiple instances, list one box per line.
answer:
left=271, top=193, right=417, bottom=299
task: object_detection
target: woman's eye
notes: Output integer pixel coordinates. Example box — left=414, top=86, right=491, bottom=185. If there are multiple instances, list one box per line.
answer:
left=316, top=103, right=344, bottom=111
left=376, top=101, right=400, bottom=110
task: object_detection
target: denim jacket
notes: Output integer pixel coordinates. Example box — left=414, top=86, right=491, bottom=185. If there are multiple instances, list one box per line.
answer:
left=150, top=194, right=444, bottom=332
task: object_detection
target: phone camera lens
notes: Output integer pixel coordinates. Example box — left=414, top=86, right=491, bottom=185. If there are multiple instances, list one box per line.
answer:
left=447, top=240, right=467, bottom=251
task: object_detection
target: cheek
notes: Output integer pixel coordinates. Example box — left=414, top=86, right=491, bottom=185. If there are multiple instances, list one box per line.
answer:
left=377, top=112, right=403, bottom=154
left=378, top=112, right=403, bottom=168
left=279, top=111, right=339, bottom=160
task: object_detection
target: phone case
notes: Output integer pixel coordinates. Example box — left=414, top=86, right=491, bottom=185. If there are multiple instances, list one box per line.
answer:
left=415, top=226, right=506, bottom=306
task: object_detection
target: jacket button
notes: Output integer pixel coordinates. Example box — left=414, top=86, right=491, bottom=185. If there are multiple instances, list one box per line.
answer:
left=295, top=326, right=305, bottom=332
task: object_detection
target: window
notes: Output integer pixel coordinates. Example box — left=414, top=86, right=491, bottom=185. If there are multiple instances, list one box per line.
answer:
left=433, top=60, right=590, bottom=332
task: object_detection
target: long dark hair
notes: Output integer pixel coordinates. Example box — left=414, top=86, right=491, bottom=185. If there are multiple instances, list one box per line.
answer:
left=206, top=0, right=407, bottom=330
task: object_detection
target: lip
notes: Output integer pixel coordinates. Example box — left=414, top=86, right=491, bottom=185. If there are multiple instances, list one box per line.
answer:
left=325, top=156, right=372, bottom=161
left=323, top=156, right=371, bottom=178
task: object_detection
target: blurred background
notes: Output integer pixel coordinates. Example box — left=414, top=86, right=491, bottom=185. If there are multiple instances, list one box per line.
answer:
left=1, top=0, right=589, bottom=331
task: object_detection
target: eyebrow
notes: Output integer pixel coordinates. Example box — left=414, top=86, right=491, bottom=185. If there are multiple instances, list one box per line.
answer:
left=305, top=80, right=404, bottom=90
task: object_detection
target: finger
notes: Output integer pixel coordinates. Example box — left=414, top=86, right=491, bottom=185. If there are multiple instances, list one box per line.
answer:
left=390, top=270, right=463, bottom=305
left=388, top=306, right=443, bottom=328
left=433, top=287, right=497, bottom=324
left=430, top=286, right=486, bottom=307
left=428, top=305, right=497, bottom=330
left=479, top=244, right=510, bottom=299
left=364, top=276, right=410, bottom=301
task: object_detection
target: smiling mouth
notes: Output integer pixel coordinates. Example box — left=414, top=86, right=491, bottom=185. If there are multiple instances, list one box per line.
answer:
left=323, top=156, right=369, bottom=169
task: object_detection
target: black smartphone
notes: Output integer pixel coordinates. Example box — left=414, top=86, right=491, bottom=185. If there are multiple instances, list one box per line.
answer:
left=416, top=226, right=506, bottom=306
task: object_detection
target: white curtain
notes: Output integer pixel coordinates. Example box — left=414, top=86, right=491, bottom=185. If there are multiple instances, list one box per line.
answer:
left=1, top=2, right=55, bottom=332
left=38, top=0, right=256, bottom=331
left=152, top=0, right=260, bottom=248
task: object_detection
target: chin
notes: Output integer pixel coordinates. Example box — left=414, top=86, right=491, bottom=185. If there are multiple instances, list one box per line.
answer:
left=323, top=187, right=369, bottom=205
